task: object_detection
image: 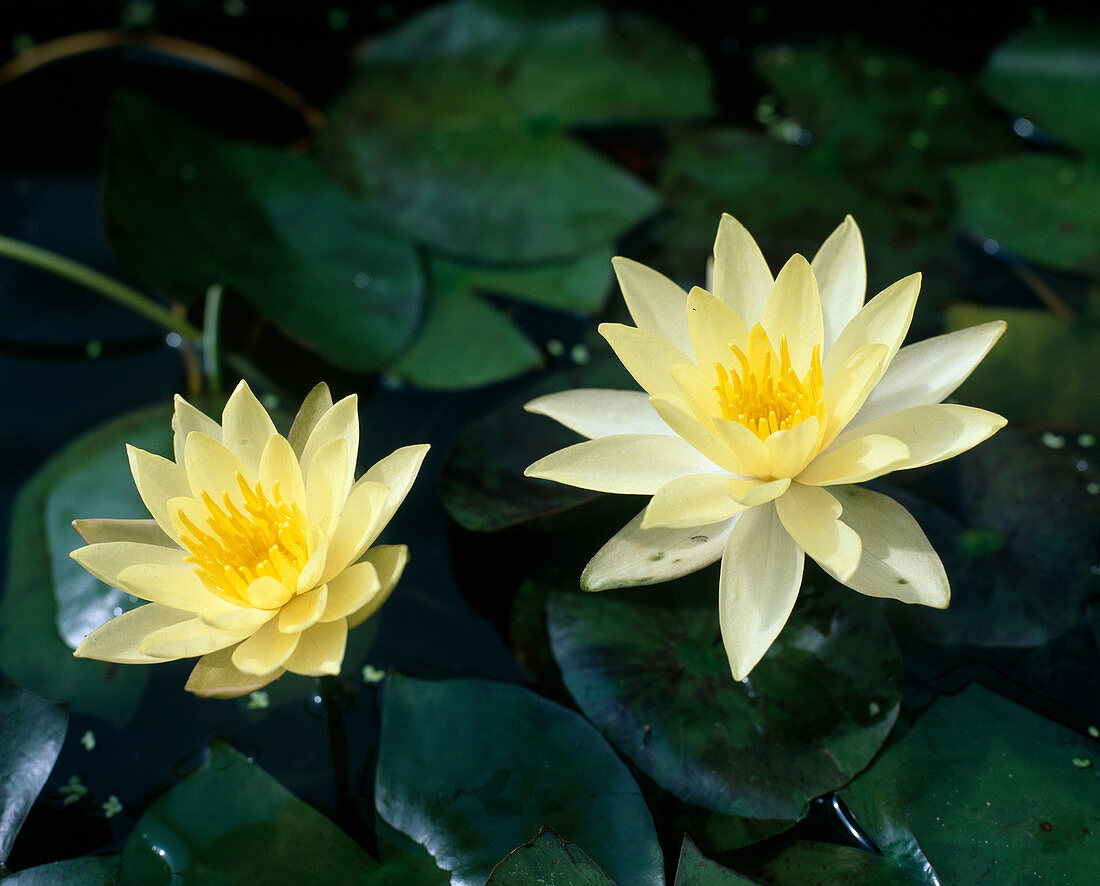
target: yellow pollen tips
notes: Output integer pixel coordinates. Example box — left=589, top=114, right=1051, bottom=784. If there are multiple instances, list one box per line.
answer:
left=713, top=327, right=824, bottom=441
left=177, top=474, right=310, bottom=605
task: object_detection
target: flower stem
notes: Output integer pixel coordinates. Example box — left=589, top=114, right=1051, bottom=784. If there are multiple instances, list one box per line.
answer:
left=202, top=283, right=225, bottom=397
left=317, top=675, right=369, bottom=843
left=0, top=234, right=202, bottom=341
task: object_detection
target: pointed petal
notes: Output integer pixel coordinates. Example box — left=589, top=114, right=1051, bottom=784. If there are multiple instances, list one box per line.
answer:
left=710, top=416, right=773, bottom=478
left=357, top=444, right=430, bottom=547
left=220, top=381, right=278, bottom=476
left=718, top=503, right=804, bottom=681
left=686, top=286, right=751, bottom=370
left=830, top=404, right=1007, bottom=471
left=116, top=562, right=236, bottom=615
left=525, top=433, right=717, bottom=495
left=852, top=321, right=1007, bottom=426
left=72, top=518, right=174, bottom=547
left=127, top=444, right=191, bottom=542
left=140, top=617, right=245, bottom=659
left=288, top=382, right=334, bottom=459
left=764, top=415, right=822, bottom=478
left=258, top=433, right=306, bottom=516
left=648, top=397, right=753, bottom=476
left=231, top=618, right=300, bottom=675
left=642, top=473, right=749, bottom=530
left=762, top=254, right=823, bottom=373
left=172, top=395, right=222, bottom=464
left=812, top=215, right=867, bottom=348
left=825, top=273, right=920, bottom=382
left=186, top=645, right=282, bottom=698
left=712, top=213, right=773, bottom=323
left=184, top=432, right=251, bottom=501
left=524, top=389, right=672, bottom=439
left=305, top=438, right=348, bottom=540
left=300, top=394, right=358, bottom=499
left=320, top=481, right=390, bottom=585
left=322, top=561, right=381, bottom=622
left=581, top=508, right=735, bottom=591
left=799, top=434, right=911, bottom=486
left=73, top=604, right=193, bottom=663
left=611, top=256, right=692, bottom=353
left=202, top=607, right=275, bottom=633
left=599, top=322, right=693, bottom=402
left=830, top=485, right=950, bottom=607
left=347, top=545, right=406, bottom=628
left=283, top=619, right=347, bottom=677
left=278, top=584, right=328, bottom=633
left=297, top=536, right=328, bottom=593
left=774, top=484, right=862, bottom=582
left=821, top=344, right=889, bottom=446
left=70, top=541, right=189, bottom=587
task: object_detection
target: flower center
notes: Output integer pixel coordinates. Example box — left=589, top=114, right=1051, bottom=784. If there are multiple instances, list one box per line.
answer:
left=177, top=473, right=311, bottom=605
left=713, top=324, right=825, bottom=442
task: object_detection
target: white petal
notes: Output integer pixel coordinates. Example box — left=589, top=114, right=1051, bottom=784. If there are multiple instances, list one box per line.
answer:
left=824, top=273, right=920, bottom=382
left=762, top=254, right=824, bottom=374
left=172, top=395, right=222, bottom=465
left=300, top=395, right=359, bottom=498
left=830, top=485, right=950, bottom=607
left=649, top=396, right=760, bottom=476
left=220, top=381, right=278, bottom=476
left=184, top=432, right=251, bottom=501
left=127, top=444, right=191, bottom=542
left=258, top=433, right=307, bottom=516
left=718, top=503, right=804, bottom=681
left=525, top=434, right=718, bottom=495
left=288, top=382, right=334, bottom=459
left=798, top=434, right=911, bottom=486
left=642, top=473, right=748, bottom=530
left=357, top=444, right=430, bottom=547
left=611, top=256, right=692, bottom=353
left=711, top=213, right=773, bottom=323
left=812, top=215, right=867, bottom=349
left=524, top=389, right=673, bottom=439
left=581, top=508, right=735, bottom=591
left=599, top=322, right=694, bottom=403
left=686, top=286, right=751, bottom=371
left=774, top=484, right=862, bottom=582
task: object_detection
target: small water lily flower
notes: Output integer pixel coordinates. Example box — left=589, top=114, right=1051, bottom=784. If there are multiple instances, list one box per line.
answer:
left=525, top=214, right=1006, bottom=681
left=71, top=381, right=428, bottom=698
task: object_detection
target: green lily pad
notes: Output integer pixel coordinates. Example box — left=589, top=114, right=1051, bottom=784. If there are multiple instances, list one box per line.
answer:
left=981, top=23, right=1100, bottom=155
left=884, top=429, right=1098, bottom=648
left=340, top=0, right=712, bottom=130
left=0, top=406, right=170, bottom=725
left=486, top=827, right=616, bottom=885
left=118, top=741, right=380, bottom=885
left=944, top=301, right=1100, bottom=428
left=547, top=577, right=902, bottom=821
left=3, top=856, right=119, bottom=885
left=674, top=837, right=758, bottom=884
left=102, top=92, right=424, bottom=372
left=374, top=673, right=665, bottom=886
left=948, top=155, right=1100, bottom=277
left=0, top=684, right=68, bottom=865
left=748, top=841, right=916, bottom=886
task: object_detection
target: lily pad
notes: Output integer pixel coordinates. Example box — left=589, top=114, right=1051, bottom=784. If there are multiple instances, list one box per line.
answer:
left=374, top=672, right=665, bottom=886
left=981, top=23, right=1100, bottom=155
left=748, top=841, right=916, bottom=886
left=486, top=827, right=615, bottom=885
left=3, top=856, right=119, bottom=885
left=102, top=92, right=424, bottom=372
left=547, top=577, right=902, bottom=821
left=948, top=155, right=1100, bottom=277
left=673, top=838, right=758, bottom=885
left=0, top=684, right=68, bottom=866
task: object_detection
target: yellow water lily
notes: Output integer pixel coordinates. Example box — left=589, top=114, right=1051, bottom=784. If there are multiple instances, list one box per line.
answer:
left=71, top=381, right=428, bottom=698
left=526, top=215, right=1006, bottom=680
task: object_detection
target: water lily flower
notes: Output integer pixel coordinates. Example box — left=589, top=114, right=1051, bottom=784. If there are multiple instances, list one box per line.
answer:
left=71, top=381, right=428, bottom=698
left=525, top=215, right=1006, bottom=680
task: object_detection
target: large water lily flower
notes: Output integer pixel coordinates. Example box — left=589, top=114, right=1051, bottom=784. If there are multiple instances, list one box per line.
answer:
left=525, top=214, right=1006, bottom=680
left=71, top=381, right=428, bottom=698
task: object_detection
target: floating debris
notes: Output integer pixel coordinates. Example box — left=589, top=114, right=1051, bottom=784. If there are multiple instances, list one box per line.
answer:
left=362, top=664, right=387, bottom=684
left=1040, top=432, right=1066, bottom=450
left=1072, top=757, right=1092, bottom=769
left=59, top=775, right=88, bottom=805
left=247, top=690, right=270, bottom=711
left=102, top=795, right=123, bottom=818
left=80, top=730, right=96, bottom=751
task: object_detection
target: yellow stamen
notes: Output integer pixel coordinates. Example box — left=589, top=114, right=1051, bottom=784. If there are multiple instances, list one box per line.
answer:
left=713, top=324, right=825, bottom=442
left=177, top=474, right=311, bottom=607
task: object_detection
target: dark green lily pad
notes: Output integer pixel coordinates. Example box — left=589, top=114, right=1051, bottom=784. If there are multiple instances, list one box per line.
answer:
left=884, top=428, right=1098, bottom=648
left=981, top=23, right=1100, bottom=155
left=0, top=406, right=170, bottom=725
left=0, top=684, right=68, bottom=866
left=103, top=92, right=424, bottom=372
left=487, top=827, right=616, bottom=885
left=3, top=856, right=119, bottom=885
left=944, top=302, right=1100, bottom=428
left=748, top=841, right=915, bottom=886
left=341, top=0, right=712, bottom=130
left=674, top=837, right=758, bottom=885
left=118, top=741, right=382, bottom=885
left=948, top=155, right=1100, bottom=277
left=374, top=673, right=664, bottom=886
left=547, top=577, right=902, bottom=821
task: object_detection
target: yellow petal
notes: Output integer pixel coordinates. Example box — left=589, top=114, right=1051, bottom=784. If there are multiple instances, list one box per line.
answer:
left=611, top=255, right=692, bottom=353
left=184, top=432, right=252, bottom=502
left=811, top=215, right=866, bottom=349
left=73, top=604, right=193, bottom=663
left=524, top=389, right=672, bottom=439
left=278, top=584, right=328, bottom=633
left=642, top=473, right=751, bottom=530
left=171, top=394, right=222, bottom=465
left=853, top=321, right=1006, bottom=426
left=300, top=394, right=359, bottom=499
left=829, top=485, right=950, bottom=607
left=649, top=396, right=765, bottom=477
left=140, top=617, right=245, bottom=659
left=774, top=484, right=862, bottom=582
left=824, top=272, right=920, bottom=382
left=258, top=433, right=306, bottom=516
left=323, top=560, right=382, bottom=623
left=70, top=541, right=189, bottom=588
left=710, top=417, right=773, bottom=478
left=72, top=518, right=173, bottom=547
left=231, top=618, right=300, bottom=675
left=821, top=344, right=889, bottom=446
left=525, top=433, right=718, bottom=495
left=305, top=437, right=348, bottom=540
left=599, top=322, right=693, bottom=402
left=581, top=508, right=733, bottom=592
left=185, top=645, right=282, bottom=698
left=831, top=404, right=1007, bottom=472
left=357, top=444, right=430, bottom=547
left=347, top=545, right=407, bottom=628
left=127, top=444, right=191, bottom=542
left=220, top=381, right=278, bottom=476
left=297, top=536, right=329, bottom=593
left=202, top=607, right=275, bottom=633
left=718, top=504, right=804, bottom=681
left=727, top=477, right=791, bottom=505
left=711, top=213, right=773, bottom=323
left=686, top=286, right=750, bottom=370
left=288, top=382, right=334, bottom=459
left=116, top=562, right=236, bottom=615
left=246, top=575, right=294, bottom=610
left=761, top=254, right=823, bottom=374
left=764, top=415, right=822, bottom=478
left=320, top=481, right=390, bottom=585
left=799, top=434, right=910, bottom=486
left=283, top=619, right=347, bottom=677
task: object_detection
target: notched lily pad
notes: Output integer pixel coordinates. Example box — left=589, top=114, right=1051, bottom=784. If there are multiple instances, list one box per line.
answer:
left=673, top=837, right=758, bottom=884
left=487, top=827, right=616, bottom=885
